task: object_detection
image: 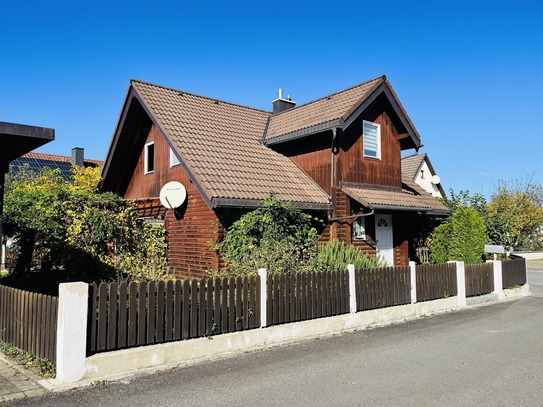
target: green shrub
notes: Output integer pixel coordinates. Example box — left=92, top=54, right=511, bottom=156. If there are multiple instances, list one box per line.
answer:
left=214, top=195, right=320, bottom=275
left=429, top=223, right=451, bottom=264
left=448, top=206, right=487, bottom=263
left=315, top=240, right=382, bottom=271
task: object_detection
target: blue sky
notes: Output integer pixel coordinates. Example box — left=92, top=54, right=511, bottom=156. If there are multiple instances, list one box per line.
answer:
left=1, top=1, right=542, bottom=196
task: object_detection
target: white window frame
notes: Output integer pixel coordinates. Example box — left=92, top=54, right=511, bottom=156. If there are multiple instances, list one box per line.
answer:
left=363, top=120, right=381, bottom=160
left=353, top=217, right=366, bottom=240
left=144, top=142, right=154, bottom=174
left=170, top=147, right=181, bottom=167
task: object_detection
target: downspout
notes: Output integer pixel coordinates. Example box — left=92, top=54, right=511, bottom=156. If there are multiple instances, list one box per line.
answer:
left=330, top=128, right=338, bottom=242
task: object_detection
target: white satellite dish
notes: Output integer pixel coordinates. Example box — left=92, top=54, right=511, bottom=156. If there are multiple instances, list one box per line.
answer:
left=431, top=175, right=441, bottom=185
left=159, top=181, right=187, bottom=209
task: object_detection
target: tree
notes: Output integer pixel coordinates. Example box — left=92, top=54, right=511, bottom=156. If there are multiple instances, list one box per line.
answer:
left=486, top=178, right=543, bottom=251
left=3, top=165, right=170, bottom=281
left=214, top=195, right=320, bottom=275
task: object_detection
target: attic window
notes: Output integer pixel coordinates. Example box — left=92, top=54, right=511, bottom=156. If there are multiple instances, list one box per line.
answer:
left=170, top=147, right=181, bottom=167
left=363, top=120, right=381, bottom=160
left=144, top=142, right=154, bottom=174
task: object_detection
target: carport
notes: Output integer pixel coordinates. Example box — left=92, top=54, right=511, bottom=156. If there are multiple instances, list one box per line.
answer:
left=0, top=121, right=55, bottom=259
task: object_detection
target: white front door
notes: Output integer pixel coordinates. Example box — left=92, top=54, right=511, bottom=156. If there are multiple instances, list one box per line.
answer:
left=375, top=214, right=394, bottom=266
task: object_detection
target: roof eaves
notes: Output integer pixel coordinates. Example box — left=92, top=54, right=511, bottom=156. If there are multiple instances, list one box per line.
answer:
left=265, top=119, right=341, bottom=146
left=340, top=77, right=386, bottom=127
left=382, top=81, right=421, bottom=149
left=102, top=85, right=137, bottom=184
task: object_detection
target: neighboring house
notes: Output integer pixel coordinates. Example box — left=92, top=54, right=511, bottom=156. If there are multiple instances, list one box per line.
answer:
left=9, top=147, right=103, bottom=180
left=401, top=153, right=445, bottom=198
left=102, top=75, right=448, bottom=278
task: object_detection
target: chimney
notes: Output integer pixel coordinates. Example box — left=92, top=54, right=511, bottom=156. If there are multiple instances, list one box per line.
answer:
left=272, top=88, right=296, bottom=114
left=71, top=147, right=84, bottom=166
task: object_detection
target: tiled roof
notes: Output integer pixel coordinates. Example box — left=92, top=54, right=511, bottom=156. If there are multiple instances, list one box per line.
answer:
left=131, top=80, right=330, bottom=208
left=342, top=176, right=449, bottom=215
left=265, top=76, right=384, bottom=141
left=20, top=152, right=103, bottom=166
left=10, top=152, right=103, bottom=181
left=401, top=153, right=426, bottom=179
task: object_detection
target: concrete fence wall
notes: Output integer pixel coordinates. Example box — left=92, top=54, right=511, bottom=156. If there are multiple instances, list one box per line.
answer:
left=52, top=260, right=524, bottom=386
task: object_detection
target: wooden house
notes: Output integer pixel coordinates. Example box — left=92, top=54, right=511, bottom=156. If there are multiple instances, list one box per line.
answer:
left=101, top=75, right=448, bottom=278
left=402, top=153, right=446, bottom=198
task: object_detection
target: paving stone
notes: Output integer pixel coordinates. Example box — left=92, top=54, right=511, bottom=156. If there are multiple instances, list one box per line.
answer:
left=0, top=357, right=45, bottom=403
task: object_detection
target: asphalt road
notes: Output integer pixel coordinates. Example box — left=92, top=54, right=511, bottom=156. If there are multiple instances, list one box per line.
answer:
left=9, top=267, right=543, bottom=407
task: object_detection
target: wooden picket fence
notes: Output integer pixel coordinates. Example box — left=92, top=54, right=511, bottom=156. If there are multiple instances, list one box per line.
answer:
left=416, top=263, right=457, bottom=301
left=0, top=285, right=57, bottom=363
left=266, top=270, right=349, bottom=325
left=356, top=266, right=411, bottom=311
left=465, top=263, right=494, bottom=297
left=502, top=257, right=527, bottom=288
left=87, top=277, right=260, bottom=355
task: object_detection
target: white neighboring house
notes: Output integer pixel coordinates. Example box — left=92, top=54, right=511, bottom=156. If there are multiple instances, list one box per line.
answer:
left=402, top=153, right=445, bottom=198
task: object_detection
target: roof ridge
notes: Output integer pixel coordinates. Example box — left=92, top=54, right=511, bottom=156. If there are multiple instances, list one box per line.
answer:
left=402, top=152, right=426, bottom=160
left=270, top=75, right=386, bottom=118
left=131, top=79, right=272, bottom=115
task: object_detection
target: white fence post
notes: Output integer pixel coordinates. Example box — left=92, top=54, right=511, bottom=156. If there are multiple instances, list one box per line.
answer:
left=409, top=261, right=417, bottom=304
left=56, top=282, right=88, bottom=384
left=449, top=261, right=466, bottom=307
left=258, top=268, right=267, bottom=327
left=487, top=260, right=505, bottom=299
left=348, top=264, right=357, bottom=313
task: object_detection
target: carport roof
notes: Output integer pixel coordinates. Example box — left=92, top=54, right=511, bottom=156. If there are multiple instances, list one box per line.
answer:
left=0, top=121, right=55, bottom=170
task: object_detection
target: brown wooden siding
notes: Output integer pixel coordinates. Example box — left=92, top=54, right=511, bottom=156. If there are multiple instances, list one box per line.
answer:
left=165, top=191, right=221, bottom=279
left=340, top=110, right=402, bottom=188
left=125, top=125, right=199, bottom=199
left=124, top=125, right=222, bottom=279
left=272, top=131, right=333, bottom=194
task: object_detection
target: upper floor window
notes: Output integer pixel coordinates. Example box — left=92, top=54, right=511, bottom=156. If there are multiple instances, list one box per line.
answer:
left=170, top=147, right=181, bottom=167
left=353, top=217, right=366, bottom=240
left=144, top=142, right=154, bottom=174
left=363, top=120, right=381, bottom=160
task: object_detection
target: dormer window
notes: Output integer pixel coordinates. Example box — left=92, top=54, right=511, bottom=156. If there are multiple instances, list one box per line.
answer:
left=170, top=147, right=181, bottom=167
left=363, top=120, right=381, bottom=160
left=144, top=142, right=154, bottom=174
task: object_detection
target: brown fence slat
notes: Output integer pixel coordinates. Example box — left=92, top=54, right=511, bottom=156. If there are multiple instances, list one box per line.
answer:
left=213, top=277, right=221, bottom=335
left=221, top=277, right=229, bottom=334
left=173, top=280, right=182, bottom=341
left=205, top=279, right=213, bottom=336
left=147, top=281, right=156, bottom=345
left=156, top=281, right=165, bottom=343
left=137, top=282, right=146, bottom=346
left=182, top=280, right=190, bottom=340
left=127, top=282, right=137, bottom=347
left=107, top=282, right=118, bottom=350
left=118, top=282, right=128, bottom=349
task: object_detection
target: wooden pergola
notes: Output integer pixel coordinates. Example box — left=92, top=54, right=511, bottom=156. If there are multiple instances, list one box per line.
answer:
left=0, top=121, right=55, bottom=249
